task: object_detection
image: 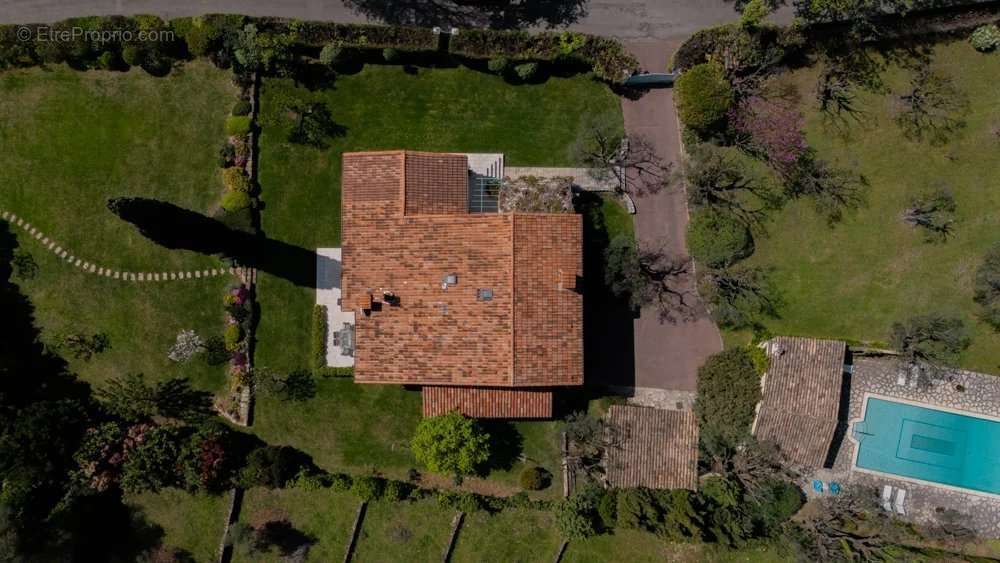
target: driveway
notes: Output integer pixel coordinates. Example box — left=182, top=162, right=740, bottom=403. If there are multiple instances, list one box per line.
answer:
left=622, top=41, right=723, bottom=392
left=0, top=0, right=794, bottom=40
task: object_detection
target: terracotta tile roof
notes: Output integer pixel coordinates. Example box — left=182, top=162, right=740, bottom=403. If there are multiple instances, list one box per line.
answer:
left=605, top=406, right=699, bottom=490
left=404, top=152, right=468, bottom=215
left=422, top=386, right=553, bottom=418
left=752, top=336, right=847, bottom=468
left=341, top=151, right=583, bottom=389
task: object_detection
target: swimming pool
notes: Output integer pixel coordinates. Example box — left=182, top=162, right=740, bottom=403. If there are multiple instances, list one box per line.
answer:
left=851, top=395, right=1000, bottom=496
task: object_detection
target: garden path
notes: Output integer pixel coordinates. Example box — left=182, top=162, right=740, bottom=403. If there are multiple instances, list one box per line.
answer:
left=1, top=208, right=231, bottom=282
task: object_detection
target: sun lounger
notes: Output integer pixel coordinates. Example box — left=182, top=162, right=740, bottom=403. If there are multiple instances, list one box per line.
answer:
left=896, top=372, right=907, bottom=385
left=894, top=488, right=907, bottom=515
left=813, top=480, right=824, bottom=493
left=830, top=482, right=841, bottom=495
left=881, top=485, right=893, bottom=511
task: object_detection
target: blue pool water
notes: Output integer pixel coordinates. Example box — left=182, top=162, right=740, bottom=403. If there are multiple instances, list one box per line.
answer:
left=852, top=397, right=1000, bottom=494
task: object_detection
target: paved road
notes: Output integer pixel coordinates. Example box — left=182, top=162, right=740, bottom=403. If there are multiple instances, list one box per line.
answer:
left=622, top=41, right=723, bottom=392
left=0, top=0, right=773, bottom=40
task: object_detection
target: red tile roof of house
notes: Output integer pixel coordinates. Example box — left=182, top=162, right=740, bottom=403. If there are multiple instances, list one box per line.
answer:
left=422, top=386, right=553, bottom=418
left=341, top=150, right=583, bottom=388
left=605, top=405, right=699, bottom=490
left=752, top=336, right=847, bottom=468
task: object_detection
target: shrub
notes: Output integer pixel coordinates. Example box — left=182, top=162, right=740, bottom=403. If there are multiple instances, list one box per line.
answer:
left=224, top=323, right=243, bottom=351
left=487, top=56, right=510, bottom=74
left=232, top=99, right=252, bottom=116
left=437, top=490, right=486, bottom=514
left=890, top=314, right=970, bottom=367
left=597, top=489, right=618, bottom=529
left=383, top=479, right=412, bottom=501
left=975, top=244, right=1000, bottom=329
left=312, top=305, right=328, bottom=371
left=747, top=345, right=770, bottom=376
left=351, top=475, right=384, bottom=501
left=970, top=24, right=1000, bottom=52
left=238, top=446, right=301, bottom=489
left=122, top=44, right=142, bottom=66
left=225, top=115, right=253, bottom=137
left=218, top=142, right=235, bottom=168
left=687, top=211, right=753, bottom=268
left=168, top=329, right=204, bottom=363
left=382, top=47, right=401, bottom=63
left=694, top=348, right=761, bottom=447
left=319, top=43, right=347, bottom=66
left=329, top=472, right=353, bottom=492
left=96, top=50, right=116, bottom=70
left=519, top=466, right=550, bottom=491
left=740, top=0, right=771, bottom=28
left=121, top=424, right=185, bottom=494
left=555, top=487, right=605, bottom=540
left=292, top=21, right=437, bottom=51
left=515, top=62, right=540, bottom=81
left=221, top=190, right=252, bottom=212
left=292, top=470, right=328, bottom=491
left=411, top=412, right=491, bottom=476
left=675, top=62, right=732, bottom=134
left=222, top=167, right=250, bottom=193
left=673, top=23, right=801, bottom=74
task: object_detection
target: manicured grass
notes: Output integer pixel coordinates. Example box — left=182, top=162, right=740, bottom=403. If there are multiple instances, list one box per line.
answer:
left=450, top=508, right=563, bottom=563
left=234, top=487, right=360, bottom=562
left=250, top=377, right=422, bottom=476
left=483, top=419, right=564, bottom=499
left=746, top=39, right=1000, bottom=374
left=353, top=499, right=455, bottom=563
left=0, top=62, right=234, bottom=270
left=127, top=489, right=228, bottom=562
left=0, top=61, right=238, bottom=390
left=563, top=530, right=668, bottom=562
left=599, top=193, right=636, bottom=240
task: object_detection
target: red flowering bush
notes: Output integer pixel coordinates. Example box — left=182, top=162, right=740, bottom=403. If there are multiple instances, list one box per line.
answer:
left=730, top=95, right=807, bottom=171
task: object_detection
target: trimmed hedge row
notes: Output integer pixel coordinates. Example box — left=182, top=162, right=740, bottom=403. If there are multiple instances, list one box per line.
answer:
left=451, top=29, right=638, bottom=82
left=0, top=16, right=638, bottom=83
left=312, top=304, right=327, bottom=372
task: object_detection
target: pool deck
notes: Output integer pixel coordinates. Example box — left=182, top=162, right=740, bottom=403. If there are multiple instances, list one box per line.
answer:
left=819, top=357, right=1000, bottom=536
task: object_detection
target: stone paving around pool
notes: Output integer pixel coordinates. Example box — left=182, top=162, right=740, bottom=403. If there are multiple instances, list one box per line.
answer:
left=819, top=356, right=1000, bottom=536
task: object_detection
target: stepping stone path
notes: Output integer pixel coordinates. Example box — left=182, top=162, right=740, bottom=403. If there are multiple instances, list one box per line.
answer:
left=0, top=208, right=234, bottom=283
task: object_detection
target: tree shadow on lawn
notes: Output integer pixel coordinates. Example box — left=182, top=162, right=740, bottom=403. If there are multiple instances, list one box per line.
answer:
left=105, top=197, right=318, bottom=288
left=478, top=420, right=524, bottom=474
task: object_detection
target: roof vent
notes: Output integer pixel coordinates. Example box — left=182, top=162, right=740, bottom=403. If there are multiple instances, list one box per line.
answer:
left=476, top=288, right=493, bottom=301
left=441, top=273, right=458, bottom=290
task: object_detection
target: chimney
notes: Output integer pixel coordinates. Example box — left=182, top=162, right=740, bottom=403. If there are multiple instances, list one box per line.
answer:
left=355, top=292, right=373, bottom=312
left=558, top=269, right=576, bottom=291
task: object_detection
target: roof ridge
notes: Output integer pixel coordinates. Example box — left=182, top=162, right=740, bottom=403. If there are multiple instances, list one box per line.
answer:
left=510, top=213, right=516, bottom=386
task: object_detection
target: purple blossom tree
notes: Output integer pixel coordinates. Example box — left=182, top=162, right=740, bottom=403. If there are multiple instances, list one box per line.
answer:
left=730, top=96, right=808, bottom=171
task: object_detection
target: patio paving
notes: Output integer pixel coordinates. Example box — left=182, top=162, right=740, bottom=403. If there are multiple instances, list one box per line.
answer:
left=316, top=248, right=355, bottom=368
left=815, top=356, right=1000, bottom=536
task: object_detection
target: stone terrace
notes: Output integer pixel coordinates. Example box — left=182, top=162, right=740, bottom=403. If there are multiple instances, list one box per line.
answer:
left=823, top=356, right=1000, bottom=536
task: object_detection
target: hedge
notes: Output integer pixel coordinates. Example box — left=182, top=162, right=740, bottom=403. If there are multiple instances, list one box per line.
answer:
left=0, top=17, right=638, bottom=84
left=450, top=29, right=638, bottom=83
left=312, top=304, right=327, bottom=372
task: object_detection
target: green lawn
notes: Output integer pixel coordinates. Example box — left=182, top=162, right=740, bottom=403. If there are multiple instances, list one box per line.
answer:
left=234, top=487, right=360, bottom=562
left=0, top=61, right=236, bottom=389
left=563, top=529, right=668, bottom=562
left=745, top=39, right=1000, bottom=374
left=450, top=508, right=563, bottom=563
left=353, top=499, right=455, bottom=563
left=127, top=490, right=228, bottom=562
left=0, top=62, right=234, bottom=270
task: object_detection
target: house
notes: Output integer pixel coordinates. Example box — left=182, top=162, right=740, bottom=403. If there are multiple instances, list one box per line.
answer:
left=752, top=336, right=849, bottom=468
left=338, top=150, right=583, bottom=419
left=604, top=405, right=699, bottom=490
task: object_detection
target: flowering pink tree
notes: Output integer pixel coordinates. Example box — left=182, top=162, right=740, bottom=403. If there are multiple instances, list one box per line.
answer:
left=730, top=96, right=808, bottom=172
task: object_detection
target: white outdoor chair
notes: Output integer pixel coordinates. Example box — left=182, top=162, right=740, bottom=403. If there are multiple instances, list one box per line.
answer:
left=894, top=488, right=907, bottom=515
left=881, top=485, right=893, bottom=511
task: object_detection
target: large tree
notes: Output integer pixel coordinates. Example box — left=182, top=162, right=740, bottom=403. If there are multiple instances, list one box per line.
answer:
left=411, top=412, right=490, bottom=477
left=681, top=145, right=777, bottom=230
left=975, top=244, right=1000, bottom=330
left=694, top=349, right=762, bottom=448
left=572, top=114, right=673, bottom=197
left=889, top=314, right=970, bottom=379
left=603, top=235, right=699, bottom=323
left=895, top=64, right=968, bottom=145
left=902, top=187, right=956, bottom=243
left=699, top=265, right=779, bottom=329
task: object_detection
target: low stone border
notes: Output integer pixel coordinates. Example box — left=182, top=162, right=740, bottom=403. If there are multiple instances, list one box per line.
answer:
left=0, top=209, right=230, bottom=282
left=343, top=500, right=368, bottom=563
left=441, top=511, right=464, bottom=563
left=216, top=487, right=244, bottom=563
left=553, top=540, right=569, bottom=563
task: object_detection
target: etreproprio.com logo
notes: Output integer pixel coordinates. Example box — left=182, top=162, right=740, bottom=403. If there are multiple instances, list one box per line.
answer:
left=16, top=26, right=174, bottom=43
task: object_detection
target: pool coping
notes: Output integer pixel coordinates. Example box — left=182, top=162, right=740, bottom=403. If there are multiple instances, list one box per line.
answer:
left=848, top=392, right=1000, bottom=500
